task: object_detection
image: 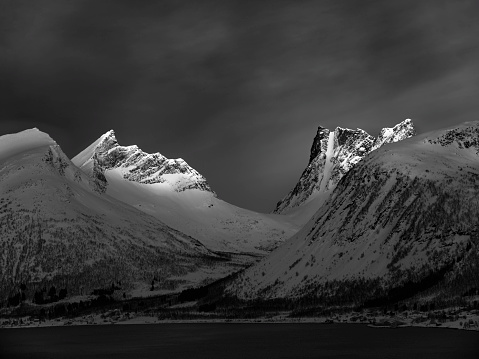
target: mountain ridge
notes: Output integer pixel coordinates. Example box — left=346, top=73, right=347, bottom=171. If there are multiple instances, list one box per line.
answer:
left=274, top=119, right=416, bottom=223
left=72, top=129, right=214, bottom=194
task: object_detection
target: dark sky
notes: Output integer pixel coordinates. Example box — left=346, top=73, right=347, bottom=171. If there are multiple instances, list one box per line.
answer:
left=1, top=0, right=479, bottom=212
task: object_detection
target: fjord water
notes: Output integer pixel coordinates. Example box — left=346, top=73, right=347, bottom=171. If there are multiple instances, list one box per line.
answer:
left=1, top=324, right=478, bottom=358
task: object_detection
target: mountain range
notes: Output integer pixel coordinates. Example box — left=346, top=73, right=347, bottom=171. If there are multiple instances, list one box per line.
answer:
left=1, top=119, right=477, bottom=313
left=227, top=121, right=479, bottom=307
left=0, top=129, right=255, bottom=300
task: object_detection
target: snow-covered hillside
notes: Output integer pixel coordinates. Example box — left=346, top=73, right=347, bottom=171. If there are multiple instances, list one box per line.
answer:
left=274, top=119, right=416, bottom=224
left=228, top=121, right=479, bottom=305
left=73, top=131, right=300, bottom=254
left=0, top=129, right=245, bottom=301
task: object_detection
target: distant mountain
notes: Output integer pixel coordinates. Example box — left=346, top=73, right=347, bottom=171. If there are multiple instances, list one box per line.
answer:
left=73, top=131, right=300, bottom=254
left=274, top=119, right=416, bottom=224
left=0, top=129, right=241, bottom=303
left=228, top=121, right=479, bottom=307
left=72, top=130, right=213, bottom=194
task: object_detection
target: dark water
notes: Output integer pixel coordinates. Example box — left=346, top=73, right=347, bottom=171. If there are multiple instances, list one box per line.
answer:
left=1, top=323, right=478, bottom=359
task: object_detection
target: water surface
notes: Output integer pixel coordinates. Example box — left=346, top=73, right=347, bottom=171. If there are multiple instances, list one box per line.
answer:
left=1, top=323, right=478, bottom=358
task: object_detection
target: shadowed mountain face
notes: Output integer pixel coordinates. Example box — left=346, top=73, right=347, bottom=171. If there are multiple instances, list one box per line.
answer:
left=229, top=121, right=479, bottom=306
left=274, top=119, right=416, bottom=224
left=0, top=129, right=243, bottom=301
left=3, top=121, right=478, bottom=312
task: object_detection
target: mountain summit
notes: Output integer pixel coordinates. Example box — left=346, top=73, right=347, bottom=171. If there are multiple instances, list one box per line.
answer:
left=274, top=119, right=415, bottom=222
left=72, top=130, right=213, bottom=194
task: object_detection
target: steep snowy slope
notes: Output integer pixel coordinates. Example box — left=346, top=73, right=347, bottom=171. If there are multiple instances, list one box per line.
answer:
left=73, top=131, right=300, bottom=254
left=0, top=129, right=243, bottom=302
left=229, top=121, right=479, bottom=305
left=274, top=119, right=416, bottom=224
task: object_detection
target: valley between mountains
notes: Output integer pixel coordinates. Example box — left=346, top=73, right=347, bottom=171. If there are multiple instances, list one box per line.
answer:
left=1, top=120, right=478, bottom=329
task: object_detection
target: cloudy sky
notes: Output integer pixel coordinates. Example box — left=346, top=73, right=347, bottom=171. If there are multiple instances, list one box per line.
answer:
left=1, top=0, right=479, bottom=212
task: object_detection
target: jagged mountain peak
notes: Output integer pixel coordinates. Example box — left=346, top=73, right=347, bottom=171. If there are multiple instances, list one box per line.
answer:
left=72, top=130, right=213, bottom=193
left=332, top=127, right=374, bottom=158
left=274, top=119, right=416, bottom=220
left=334, top=126, right=370, bottom=145
left=371, top=118, right=416, bottom=151
left=95, top=130, right=121, bottom=153
left=103, top=129, right=116, bottom=138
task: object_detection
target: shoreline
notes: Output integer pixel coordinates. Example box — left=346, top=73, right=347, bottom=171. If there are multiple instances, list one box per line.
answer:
left=2, top=311, right=478, bottom=331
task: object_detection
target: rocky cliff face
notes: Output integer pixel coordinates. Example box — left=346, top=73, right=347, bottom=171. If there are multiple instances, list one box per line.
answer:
left=274, top=119, right=416, bottom=216
left=228, top=121, right=479, bottom=306
left=72, top=130, right=213, bottom=193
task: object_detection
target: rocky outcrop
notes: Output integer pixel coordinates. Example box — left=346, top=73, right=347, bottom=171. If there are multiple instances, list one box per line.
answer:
left=371, top=118, right=416, bottom=151
left=274, top=119, right=415, bottom=214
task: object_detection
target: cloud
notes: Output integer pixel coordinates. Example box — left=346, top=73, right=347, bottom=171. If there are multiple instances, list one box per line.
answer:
left=2, top=0, right=479, bottom=211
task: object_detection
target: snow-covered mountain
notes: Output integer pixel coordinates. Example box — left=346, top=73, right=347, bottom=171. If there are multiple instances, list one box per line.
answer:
left=228, top=121, right=479, bottom=306
left=72, top=130, right=213, bottom=194
left=274, top=119, right=416, bottom=224
left=0, top=129, right=244, bottom=301
left=371, top=119, right=416, bottom=152
left=72, top=131, right=300, bottom=254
